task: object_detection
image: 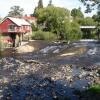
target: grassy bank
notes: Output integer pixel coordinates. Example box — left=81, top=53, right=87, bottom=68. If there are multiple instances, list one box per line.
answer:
left=32, top=30, right=58, bottom=41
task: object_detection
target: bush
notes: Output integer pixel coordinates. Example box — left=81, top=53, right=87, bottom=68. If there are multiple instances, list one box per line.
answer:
left=31, top=23, right=38, bottom=31
left=0, top=35, right=3, bottom=49
left=88, top=84, right=100, bottom=93
left=32, top=30, right=57, bottom=41
left=64, top=22, right=82, bottom=41
left=79, top=84, right=100, bottom=100
left=0, top=35, right=5, bottom=56
left=67, top=30, right=82, bottom=41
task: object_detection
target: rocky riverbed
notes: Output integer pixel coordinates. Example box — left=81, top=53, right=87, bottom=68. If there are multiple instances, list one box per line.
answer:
left=0, top=40, right=100, bottom=100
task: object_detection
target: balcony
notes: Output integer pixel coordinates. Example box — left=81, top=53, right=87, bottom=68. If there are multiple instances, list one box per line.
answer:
left=8, top=28, right=16, bottom=32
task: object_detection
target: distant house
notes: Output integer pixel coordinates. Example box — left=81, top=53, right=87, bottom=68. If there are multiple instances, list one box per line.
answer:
left=0, top=17, right=32, bottom=47
left=22, top=15, right=37, bottom=26
left=0, top=17, right=32, bottom=33
left=80, top=26, right=96, bottom=39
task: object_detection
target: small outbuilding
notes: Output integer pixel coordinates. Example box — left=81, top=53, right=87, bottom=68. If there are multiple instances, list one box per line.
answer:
left=80, top=26, right=96, bottom=39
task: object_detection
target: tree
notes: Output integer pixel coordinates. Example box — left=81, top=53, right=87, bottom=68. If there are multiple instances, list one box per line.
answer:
left=71, top=8, right=84, bottom=19
left=80, top=17, right=96, bottom=26
left=80, top=0, right=100, bottom=13
left=48, top=0, right=53, bottom=6
left=35, top=6, right=70, bottom=39
left=80, top=0, right=100, bottom=39
left=92, top=14, right=98, bottom=21
left=33, top=0, right=43, bottom=17
left=79, top=17, right=96, bottom=39
left=38, top=0, right=43, bottom=9
left=8, top=6, right=24, bottom=17
left=66, top=21, right=82, bottom=41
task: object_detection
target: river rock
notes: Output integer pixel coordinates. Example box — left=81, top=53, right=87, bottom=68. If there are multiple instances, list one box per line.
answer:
left=25, top=59, right=40, bottom=64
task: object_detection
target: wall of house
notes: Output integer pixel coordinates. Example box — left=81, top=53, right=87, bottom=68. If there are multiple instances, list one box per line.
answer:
left=22, top=25, right=32, bottom=33
left=0, top=18, right=16, bottom=33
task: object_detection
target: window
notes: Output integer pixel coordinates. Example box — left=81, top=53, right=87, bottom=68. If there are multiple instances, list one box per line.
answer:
left=8, top=24, right=15, bottom=32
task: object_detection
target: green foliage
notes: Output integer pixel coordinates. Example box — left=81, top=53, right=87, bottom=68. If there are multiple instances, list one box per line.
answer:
left=0, top=35, right=2, bottom=55
left=79, top=17, right=96, bottom=26
left=33, top=6, right=84, bottom=41
left=8, top=6, right=24, bottom=17
left=71, top=8, right=84, bottom=26
left=32, top=30, right=57, bottom=41
left=0, top=34, right=3, bottom=48
left=31, top=23, right=38, bottom=31
left=0, top=35, right=6, bottom=53
left=64, top=22, right=82, bottom=41
left=38, top=0, right=43, bottom=9
left=35, top=8, right=47, bottom=24
left=71, top=8, right=84, bottom=19
left=88, top=84, right=100, bottom=93
left=78, top=84, right=100, bottom=100
left=35, top=6, right=70, bottom=37
left=92, top=14, right=98, bottom=22
left=80, top=0, right=100, bottom=39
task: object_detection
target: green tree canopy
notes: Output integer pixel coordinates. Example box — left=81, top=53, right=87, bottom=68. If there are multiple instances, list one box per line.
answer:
left=92, top=14, right=98, bottom=21
left=33, top=0, right=43, bottom=17
left=80, top=0, right=100, bottom=38
left=8, top=6, right=24, bottom=17
left=35, top=6, right=70, bottom=38
left=37, top=0, right=43, bottom=9
left=71, top=8, right=84, bottom=19
left=79, top=17, right=96, bottom=26
left=65, top=21, right=82, bottom=41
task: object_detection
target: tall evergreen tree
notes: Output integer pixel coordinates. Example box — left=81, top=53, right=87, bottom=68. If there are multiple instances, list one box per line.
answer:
left=38, top=0, right=43, bottom=9
left=33, top=0, right=43, bottom=17
left=33, top=7, right=38, bottom=16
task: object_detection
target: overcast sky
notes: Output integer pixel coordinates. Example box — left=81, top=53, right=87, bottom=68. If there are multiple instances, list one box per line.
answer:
left=0, top=0, right=96, bottom=17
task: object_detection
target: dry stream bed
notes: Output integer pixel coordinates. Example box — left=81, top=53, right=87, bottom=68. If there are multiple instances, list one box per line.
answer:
left=0, top=40, right=100, bottom=100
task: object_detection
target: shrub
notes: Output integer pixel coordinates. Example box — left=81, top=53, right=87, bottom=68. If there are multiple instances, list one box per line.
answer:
left=32, top=30, right=57, bottom=41
left=31, top=23, right=38, bottom=31
left=88, top=84, right=100, bottom=93
left=64, top=22, right=82, bottom=41
left=0, top=35, right=10, bottom=50
left=79, top=84, right=100, bottom=100
left=67, top=30, right=82, bottom=41
left=0, top=35, right=3, bottom=49
left=0, top=35, right=4, bottom=56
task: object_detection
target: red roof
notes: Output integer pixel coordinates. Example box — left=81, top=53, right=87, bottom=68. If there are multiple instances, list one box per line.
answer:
left=22, top=16, right=37, bottom=21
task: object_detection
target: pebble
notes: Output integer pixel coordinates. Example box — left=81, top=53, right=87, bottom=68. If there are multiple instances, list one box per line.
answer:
left=0, top=53, right=99, bottom=100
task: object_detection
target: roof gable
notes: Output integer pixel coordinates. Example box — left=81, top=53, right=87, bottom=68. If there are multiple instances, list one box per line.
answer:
left=8, top=17, right=30, bottom=26
left=1, top=17, right=31, bottom=26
